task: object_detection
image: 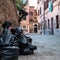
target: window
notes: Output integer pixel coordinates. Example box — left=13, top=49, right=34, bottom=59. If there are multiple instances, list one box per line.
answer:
left=29, top=19, right=33, bottom=22
left=29, top=12, right=33, bottom=15
left=51, top=17, right=54, bottom=34
left=38, top=10, right=39, bottom=16
left=34, top=17, right=37, bottom=20
left=48, top=19, right=50, bottom=29
left=56, top=15, right=59, bottom=29
left=44, top=0, right=49, bottom=10
left=38, top=0, right=40, bottom=4
left=23, top=25, right=26, bottom=29
left=44, top=0, right=56, bottom=10
left=40, top=7, right=41, bottom=14
left=35, top=12, right=37, bottom=16
left=51, top=17, right=53, bottom=29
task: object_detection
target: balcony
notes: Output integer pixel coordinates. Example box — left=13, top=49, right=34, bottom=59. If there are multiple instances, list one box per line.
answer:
left=29, top=19, right=38, bottom=22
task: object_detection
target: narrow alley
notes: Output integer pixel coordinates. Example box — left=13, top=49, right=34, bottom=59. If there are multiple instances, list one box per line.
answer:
left=18, top=34, right=60, bottom=60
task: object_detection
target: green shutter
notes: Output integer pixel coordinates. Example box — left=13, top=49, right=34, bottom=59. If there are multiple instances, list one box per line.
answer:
left=48, top=0, right=53, bottom=12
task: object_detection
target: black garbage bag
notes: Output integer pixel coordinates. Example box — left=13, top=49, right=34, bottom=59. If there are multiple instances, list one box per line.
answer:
left=11, top=28, right=37, bottom=55
left=0, top=46, right=18, bottom=60
left=0, top=29, right=19, bottom=60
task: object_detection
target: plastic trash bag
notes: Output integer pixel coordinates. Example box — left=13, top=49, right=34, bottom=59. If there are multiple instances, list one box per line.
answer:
left=0, top=29, right=19, bottom=60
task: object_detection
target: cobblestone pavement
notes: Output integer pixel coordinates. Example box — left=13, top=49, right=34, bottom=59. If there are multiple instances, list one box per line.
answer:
left=18, top=34, right=60, bottom=60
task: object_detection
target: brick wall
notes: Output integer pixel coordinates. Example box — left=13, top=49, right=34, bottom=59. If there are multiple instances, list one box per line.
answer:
left=0, top=0, right=18, bottom=31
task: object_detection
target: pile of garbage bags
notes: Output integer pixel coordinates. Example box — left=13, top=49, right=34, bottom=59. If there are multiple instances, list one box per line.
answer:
left=0, top=21, right=37, bottom=60
left=11, top=28, right=37, bottom=55
left=0, top=29, right=19, bottom=60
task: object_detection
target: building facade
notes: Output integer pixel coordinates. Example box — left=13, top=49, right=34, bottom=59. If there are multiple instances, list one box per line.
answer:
left=37, top=0, right=43, bottom=33
left=37, top=0, right=60, bottom=35
left=20, top=0, right=30, bottom=33
left=29, top=6, right=38, bottom=33
left=20, top=0, right=38, bottom=34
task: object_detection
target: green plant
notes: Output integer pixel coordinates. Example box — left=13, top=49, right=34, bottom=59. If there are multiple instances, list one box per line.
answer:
left=16, top=0, right=23, bottom=10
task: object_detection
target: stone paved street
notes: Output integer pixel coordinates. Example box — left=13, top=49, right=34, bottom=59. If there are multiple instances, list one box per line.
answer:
left=18, top=34, right=60, bottom=60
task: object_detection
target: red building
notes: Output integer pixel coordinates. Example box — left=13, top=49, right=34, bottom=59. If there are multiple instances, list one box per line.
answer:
left=29, top=6, right=38, bottom=33
left=20, top=5, right=38, bottom=33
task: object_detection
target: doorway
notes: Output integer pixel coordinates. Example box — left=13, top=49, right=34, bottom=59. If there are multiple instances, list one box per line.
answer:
left=34, top=24, right=37, bottom=33
left=56, top=15, right=59, bottom=29
left=51, top=17, right=54, bottom=34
